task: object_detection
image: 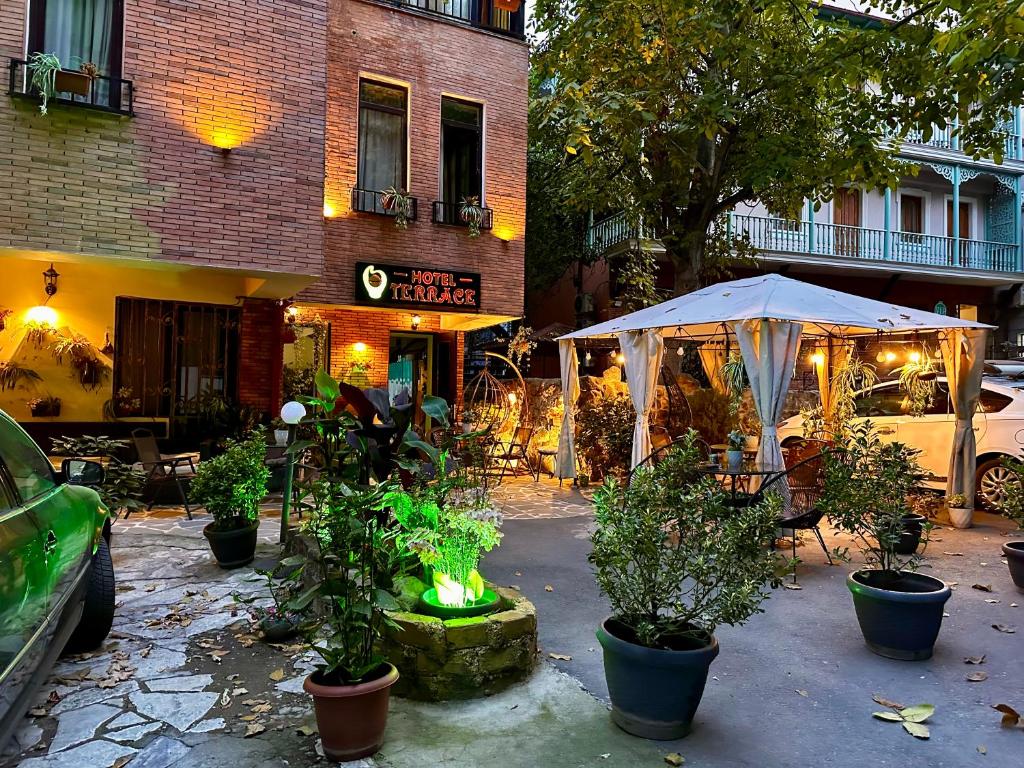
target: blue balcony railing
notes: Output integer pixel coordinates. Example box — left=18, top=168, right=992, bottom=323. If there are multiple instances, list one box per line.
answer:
left=587, top=212, right=659, bottom=250
left=885, top=118, right=1021, bottom=160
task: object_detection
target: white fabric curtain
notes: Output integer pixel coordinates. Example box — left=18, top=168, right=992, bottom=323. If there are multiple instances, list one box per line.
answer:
left=555, top=339, right=580, bottom=479
left=815, top=337, right=852, bottom=438
left=358, top=84, right=406, bottom=196
left=698, top=342, right=729, bottom=394
left=940, top=328, right=987, bottom=518
left=732, top=319, right=803, bottom=472
left=618, top=330, right=665, bottom=469
left=45, top=0, right=113, bottom=73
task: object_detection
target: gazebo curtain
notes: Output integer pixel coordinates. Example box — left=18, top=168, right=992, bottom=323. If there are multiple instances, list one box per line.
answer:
left=698, top=341, right=729, bottom=394
left=618, top=330, right=665, bottom=469
left=555, top=339, right=580, bottom=479
left=732, top=319, right=803, bottom=472
left=814, top=337, right=852, bottom=436
left=940, top=328, right=987, bottom=517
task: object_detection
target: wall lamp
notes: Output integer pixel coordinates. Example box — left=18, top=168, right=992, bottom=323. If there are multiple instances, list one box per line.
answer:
left=286, top=306, right=299, bottom=324
left=411, top=314, right=421, bottom=330
left=43, top=263, right=59, bottom=297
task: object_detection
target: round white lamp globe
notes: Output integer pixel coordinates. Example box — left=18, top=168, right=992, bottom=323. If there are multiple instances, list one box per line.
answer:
left=280, top=401, right=306, bottom=425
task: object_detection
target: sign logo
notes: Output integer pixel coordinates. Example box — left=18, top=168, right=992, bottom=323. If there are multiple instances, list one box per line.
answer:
left=361, top=264, right=388, bottom=300
left=355, top=262, right=481, bottom=311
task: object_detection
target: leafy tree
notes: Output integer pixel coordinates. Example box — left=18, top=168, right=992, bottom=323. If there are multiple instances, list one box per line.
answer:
left=533, top=0, right=1023, bottom=292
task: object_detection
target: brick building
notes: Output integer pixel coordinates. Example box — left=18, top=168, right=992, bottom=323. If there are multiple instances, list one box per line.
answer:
left=0, top=0, right=527, bottom=439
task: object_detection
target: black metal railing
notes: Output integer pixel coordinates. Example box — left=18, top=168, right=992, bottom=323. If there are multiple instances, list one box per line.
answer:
left=390, top=0, right=526, bottom=39
left=351, top=187, right=419, bottom=220
left=7, top=58, right=134, bottom=116
left=432, top=200, right=494, bottom=230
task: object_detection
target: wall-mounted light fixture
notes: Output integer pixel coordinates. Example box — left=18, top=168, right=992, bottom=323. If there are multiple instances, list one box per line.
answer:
left=810, top=351, right=825, bottom=367
left=323, top=201, right=337, bottom=218
left=584, top=350, right=593, bottom=365
left=286, top=306, right=299, bottom=324
left=26, top=305, right=58, bottom=327
left=410, top=314, right=421, bottom=330
left=43, top=263, right=59, bottom=297
left=353, top=341, right=368, bottom=353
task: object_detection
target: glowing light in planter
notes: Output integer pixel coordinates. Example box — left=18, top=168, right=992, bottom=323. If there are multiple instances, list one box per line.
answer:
left=25, top=305, right=58, bottom=326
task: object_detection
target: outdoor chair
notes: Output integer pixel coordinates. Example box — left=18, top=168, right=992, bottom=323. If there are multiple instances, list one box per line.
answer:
left=748, top=447, right=834, bottom=581
left=492, top=425, right=535, bottom=483
left=628, top=434, right=711, bottom=484
left=131, top=428, right=197, bottom=519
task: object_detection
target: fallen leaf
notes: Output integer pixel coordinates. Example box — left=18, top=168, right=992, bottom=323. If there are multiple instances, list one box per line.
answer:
left=251, top=703, right=273, bottom=715
left=111, top=756, right=135, bottom=768
left=269, top=669, right=285, bottom=682
left=219, top=689, right=232, bottom=707
left=795, top=689, right=809, bottom=697
left=873, top=711, right=903, bottom=722
left=978, top=745, right=987, bottom=755
left=900, top=705, right=934, bottom=723
left=139, top=646, right=152, bottom=658
left=964, top=655, right=987, bottom=664
left=239, top=714, right=259, bottom=722
left=144, top=584, right=157, bottom=592
left=509, top=584, right=521, bottom=590
left=514, top=571, right=522, bottom=577
left=664, top=754, right=685, bottom=767
left=972, top=584, right=994, bottom=592
left=296, top=723, right=317, bottom=737
left=231, top=687, right=249, bottom=696
left=966, top=672, right=988, bottom=682
left=902, top=721, right=930, bottom=739
left=227, top=673, right=241, bottom=681
left=544, top=584, right=554, bottom=592
left=783, top=583, right=803, bottom=590
left=872, top=694, right=905, bottom=710
left=599, top=754, right=610, bottom=760
left=943, top=552, right=964, bottom=557
left=992, top=624, right=1017, bottom=633
left=243, top=722, right=266, bottom=738
left=993, top=704, right=1020, bottom=727
left=548, top=653, right=572, bottom=661
left=985, top=599, right=1001, bottom=604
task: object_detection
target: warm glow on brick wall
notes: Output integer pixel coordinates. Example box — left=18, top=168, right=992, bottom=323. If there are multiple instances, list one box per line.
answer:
left=176, top=73, right=278, bottom=150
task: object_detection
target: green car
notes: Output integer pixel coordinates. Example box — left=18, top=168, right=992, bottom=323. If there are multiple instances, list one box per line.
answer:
left=0, top=409, right=114, bottom=749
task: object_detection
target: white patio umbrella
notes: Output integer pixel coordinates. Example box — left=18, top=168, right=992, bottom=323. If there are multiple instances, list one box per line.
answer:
left=557, top=274, right=993, bottom=514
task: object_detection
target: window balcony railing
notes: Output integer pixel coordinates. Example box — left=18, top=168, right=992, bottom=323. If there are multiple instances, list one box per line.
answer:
left=432, top=200, right=494, bottom=230
left=388, top=0, right=525, bottom=39
left=728, top=213, right=1020, bottom=273
left=351, top=187, right=419, bottom=220
left=587, top=212, right=660, bottom=250
left=7, top=58, right=134, bottom=116
left=884, top=118, right=1021, bottom=161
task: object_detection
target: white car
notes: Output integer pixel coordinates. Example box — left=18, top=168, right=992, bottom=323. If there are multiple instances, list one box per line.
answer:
left=777, top=376, right=1024, bottom=509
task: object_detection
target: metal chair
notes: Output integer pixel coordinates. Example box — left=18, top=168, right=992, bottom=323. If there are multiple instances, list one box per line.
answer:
left=493, top=425, right=535, bottom=483
left=131, top=429, right=196, bottom=519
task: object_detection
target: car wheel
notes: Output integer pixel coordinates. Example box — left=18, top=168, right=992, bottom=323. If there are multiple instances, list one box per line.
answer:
left=64, top=537, right=115, bottom=653
left=975, top=458, right=1020, bottom=511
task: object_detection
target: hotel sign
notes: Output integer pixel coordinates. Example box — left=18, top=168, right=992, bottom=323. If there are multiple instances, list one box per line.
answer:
left=355, top=262, right=481, bottom=311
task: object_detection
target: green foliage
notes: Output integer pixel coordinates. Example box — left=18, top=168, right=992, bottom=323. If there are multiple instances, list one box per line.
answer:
left=190, top=432, right=270, bottom=530
left=50, top=435, right=146, bottom=516
left=0, top=361, right=41, bottom=392
left=385, top=453, right=502, bottom=607
left=684, top=387, right=736, bottom=445
left=612, top=248, right=660, bottom=311
left=802, top=355, right=878, bottom=440
left=893, top=351, right=938, bottom=417
left=460, top=196, right=483, bottom=238
left=278, top=479, right=403, bottom=683
left=28, top=52, right=61, bottom=115
left=576, top=393, right=635, bottom=478
left=720, top=354, right=747, bottom=412
left=533, top=0, right=1019, bottom=289
left=590, top=430, right=782, bottom=647
left=726, top=430, right=745, bottom=451
left=996, top=456, right=1024, bottom=529
left=820, top=423, right=926, bottom=575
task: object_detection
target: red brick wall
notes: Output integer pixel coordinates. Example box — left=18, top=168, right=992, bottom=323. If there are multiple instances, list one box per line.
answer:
left=239, top=299, right=285, bottom=415
left=0, top=0, right=326, bottom=278
left=302, top=0, right=528, bottom=319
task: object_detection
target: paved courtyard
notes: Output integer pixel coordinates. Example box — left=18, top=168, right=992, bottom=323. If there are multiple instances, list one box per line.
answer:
left=3, top=480, right=1023, bottom=768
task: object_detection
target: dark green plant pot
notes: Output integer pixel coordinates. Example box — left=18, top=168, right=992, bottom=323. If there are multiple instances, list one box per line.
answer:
left=260, top=616, right=298, bottom=642
left=417, top=588, right=500, bottom=619
left=1003, top=541, right=1024, bottom=592
left=847, top=570, right=951, bottom=661
left=894, top=514, right=927, bottom=555
left=203, top=521, right=258, bottom=569
left=596, top=617, right=719, bottom=740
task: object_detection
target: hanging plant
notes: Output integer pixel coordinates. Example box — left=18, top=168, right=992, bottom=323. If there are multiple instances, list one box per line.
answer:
left=893, top=350, right=938, bottom=417
left=27, top=395, right=61, bottom=417
left=459, top=196, right=483, bottom=238
left=0, top=308, right=11, bottom=332
left=0, top=361, right=41, bottom=392
left=720, top=353, right=746, bottom=414
left=27, top=52, right=61, bottom=115
left=381, top=186, right=413, bottom=230
left=24, top=320, right=54, bottom=349
left=49, top=332, right=111, bottom=391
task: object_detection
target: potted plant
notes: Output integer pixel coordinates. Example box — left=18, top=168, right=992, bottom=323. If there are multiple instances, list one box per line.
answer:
left=271, top=417, right=290, bottom=447
left=0, top=361, right=41, bottom=392
left=946, top=492, right=972, bottom=530
left=191, top=432, right=270, bottom=568
left=234, top=569, right=302, bottom=642
left=725, top=430, right=745, bottom=470
left=994, top=456, right=1024, bottom=592
left=494, top=0, right=523, bottom=11
left=50, top=332, right=110, bottom=391
left=459, top=195, right=484, bottom=238
left=590, top=430, right=782, bottom=738
left=27, top=52, right=91, bottom=115
left=821, top=423, right=949, bottom=660
left=0, top=308, right=11, bottom=332
left=380, top=187, right=412, bottom=230
left=28, top=395, right=61, bottom=417
left=277, top=478, right=403, bottom=761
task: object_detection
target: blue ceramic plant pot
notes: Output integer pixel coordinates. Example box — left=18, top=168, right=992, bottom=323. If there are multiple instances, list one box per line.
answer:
left=847, top=570, right=951, bottom=661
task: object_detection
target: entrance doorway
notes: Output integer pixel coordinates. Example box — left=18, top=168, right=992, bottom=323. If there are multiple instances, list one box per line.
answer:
left=389, top=333, right=433, bottom=432
left=946, top=199, right=971, bottom=265
left=834, top=188, right=861, bottom=256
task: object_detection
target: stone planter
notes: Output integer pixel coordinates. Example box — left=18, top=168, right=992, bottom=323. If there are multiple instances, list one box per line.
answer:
left=381, top=580, right=538, bottom=701
left=948, top=506, right=972, bottom=529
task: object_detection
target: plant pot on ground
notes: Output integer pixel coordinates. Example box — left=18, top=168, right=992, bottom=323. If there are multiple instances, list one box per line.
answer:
left=894, top=513, right=927, bottom=555
left=191, top=432, right=270, bottom=568
left=822, top=423, right=948, bottom=660
left=992, top=458, right=1024, bottom=591
left=945, top=493, right=972, bottom=529
left=590, top=430, right=782, bottom=739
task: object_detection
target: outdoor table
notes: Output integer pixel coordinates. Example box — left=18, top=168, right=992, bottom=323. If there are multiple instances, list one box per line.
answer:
left=700, top=461, right=777, bottom=506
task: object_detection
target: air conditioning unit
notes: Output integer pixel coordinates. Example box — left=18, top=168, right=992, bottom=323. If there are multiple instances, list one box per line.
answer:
left=574, top=293, right=595, bottom=314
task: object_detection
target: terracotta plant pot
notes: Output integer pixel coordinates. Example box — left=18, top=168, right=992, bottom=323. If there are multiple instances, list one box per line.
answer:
left=494, top=0, right=523, bottom=11
left=948, top=506, right=972, bottom=529
left=54, top=69, right=92, bottom=96
left=304, top=664, right=399, bottom=761
left=1003, top=541, right=1024, bottom=592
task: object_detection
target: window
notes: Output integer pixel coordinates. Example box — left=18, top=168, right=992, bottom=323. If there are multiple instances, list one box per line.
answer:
left=28, top=0, right=124, bottom=94
left=0, top=415, right=56, bottom=501
left=900, top=194, right=924, bottom=234
left=979, top=388, right=1013, bottom=414
left=440, top=97, right=483, bottom=207
left=357, top=80, right=408, bottom=208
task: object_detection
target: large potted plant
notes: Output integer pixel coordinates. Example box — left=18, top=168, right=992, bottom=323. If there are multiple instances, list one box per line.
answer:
left=821, top=423, right=949, bottom=660
left=191, top=432, right=270, bottom=568
left=995, top=456, right=1024, bottom=591
left=590, top=430, right=782, bottom=739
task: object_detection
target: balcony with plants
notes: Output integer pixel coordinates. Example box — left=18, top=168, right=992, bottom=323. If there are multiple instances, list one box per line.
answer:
left=7, top=55, right=134, bottom=117
left=383, top=0, right=526, bottom=40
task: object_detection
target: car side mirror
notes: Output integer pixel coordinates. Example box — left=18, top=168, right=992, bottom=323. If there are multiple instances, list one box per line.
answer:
left=63, top=458, right=105, bottom=487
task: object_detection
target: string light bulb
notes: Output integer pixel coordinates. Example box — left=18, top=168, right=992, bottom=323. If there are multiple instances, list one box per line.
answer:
left=885, top=350, right=897, bottom=363
left=909, top=350, right=921, bottom=363
left=615, top=351, right=626, bottom=365
left=810, top=351, right=825, bottom=367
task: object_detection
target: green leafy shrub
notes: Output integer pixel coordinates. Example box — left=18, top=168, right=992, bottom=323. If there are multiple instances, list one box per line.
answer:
left=820, top=423, right=926, bottom=576
left=684, top=387, right=736, bottom=445
left=576, top=393, right=635, bottom=478
left=590, top=430, right=782, bottom=648
left=996, top=456, right=1024, bottom=529
left=190, top=432, right=270, bottom=530
left=50, top=435, right=145, bottom=517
